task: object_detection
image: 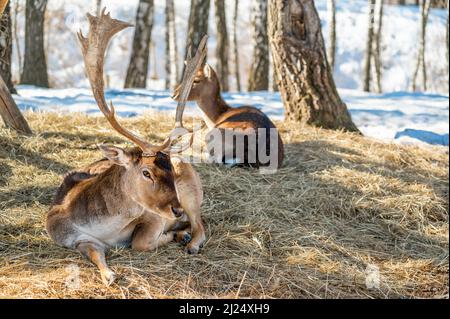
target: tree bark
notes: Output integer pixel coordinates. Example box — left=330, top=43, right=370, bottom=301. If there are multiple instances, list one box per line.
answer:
left=268, top=0, right=359, bottom=132
left=327, top=0, right=336, bottom=71
left=0, top=0, right=32, bottom=135
left=0, top=1, right=16, bottom=93
left=248, top=0, right=269, bottom=91
left=232, top=0, right=241, bottom=91
left=165, top=0, right=179, bottom=90
left=363, top=0, right=376, bottom=92
left=214, top=0, right=229, bottom=92
left=20, top=0, right=48, bottom=88
left=412, top=0, right=431, bottom=91
left=184, top=0, right=210, bottom=62
left=12, top=0, right=21, bottom=76
left=446, top=0, right=449, bottom=71
left=96, top=0, right=102, bottom=16
left=373, top=0, right=384, bottom=93
left=124, top=0, right=154, bottom=89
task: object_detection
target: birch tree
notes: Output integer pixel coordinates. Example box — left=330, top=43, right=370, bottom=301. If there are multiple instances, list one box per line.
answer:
left=327, top=0, right=336, bottom=70
left=412, top=0, right=431, bottom=91
left=20, top=0, right=48, bottom=88
left=184, top=0, right=210, bottom=62
left=373, top=0, right=384, bottom=93
left=363, top=0, right=376, bottom=92
left=124, top=0, right=154, bottom=89
left=214, top=0, right=229, bottom=91
left=0, top=1, right=15, bottom=93
left=268, top=0, right=359, bottom=132
left=0, top=0, right=32, bottom=135
left=96, top=0, right=102, bottom=16
left=165, top=0, right=178, bottom=90
left=232, top=0, right=241, bottom=91
left=248, top=0, right=269, bottom=91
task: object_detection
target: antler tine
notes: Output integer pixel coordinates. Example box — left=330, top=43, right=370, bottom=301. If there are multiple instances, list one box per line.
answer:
left=79, top=8, right=167, bottom=156
left=174, top=35, right=208, bottom=130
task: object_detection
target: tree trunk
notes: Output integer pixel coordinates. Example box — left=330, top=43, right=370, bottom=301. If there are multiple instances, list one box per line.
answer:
left=165, top=0, right=179, bottom=90
left=363, top=0, right=376, bottom=92
left=446, top=0, right=449, bottom=71
left=20, top=0, right=48, bottom=88
left=0, top=1, right=15, bottom=93
left=412, top=0, right=431, bottom=91
left=0, top=0, right=32, bottom=135
left=214, top=0, right=229, bottom=92
left=268, top=0, right=359, bottom=132
left=248, top=0, right=269, bottom=91
left=373, top=0, right=384, bottom=93
left=12, top=0, right=21, bottom=76
left=96, top=0, right=102, bottom=16
left=232, top=0, right=241, bottom=91
left=327, top=0, right=336, bottom=71
left=124, top=0, right=154, bottom=89
left=184, top=0, right=210, bottom=62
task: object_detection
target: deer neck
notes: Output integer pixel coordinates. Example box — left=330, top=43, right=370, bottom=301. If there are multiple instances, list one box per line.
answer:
left=197, top=94, right=230, bottom=129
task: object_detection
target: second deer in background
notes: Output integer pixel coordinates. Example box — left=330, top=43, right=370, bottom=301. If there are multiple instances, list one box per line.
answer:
left=173, top=63, right=284, bottom=170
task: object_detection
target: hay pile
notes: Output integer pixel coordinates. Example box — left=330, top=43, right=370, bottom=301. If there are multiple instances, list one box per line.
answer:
left=0, top=112, right=448, bottom=298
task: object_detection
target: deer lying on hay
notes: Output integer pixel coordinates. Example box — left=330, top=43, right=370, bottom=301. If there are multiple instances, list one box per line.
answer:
left=46, top=9, right=206, bottom=286
left=172, top=63, right=285, bottom=170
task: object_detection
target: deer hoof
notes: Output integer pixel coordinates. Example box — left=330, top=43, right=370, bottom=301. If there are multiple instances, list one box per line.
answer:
left=186, top=245, right=199, bottom=255
left=101, top=269, right=116, bottom=286
left=175, top=231, right=192, bottom=246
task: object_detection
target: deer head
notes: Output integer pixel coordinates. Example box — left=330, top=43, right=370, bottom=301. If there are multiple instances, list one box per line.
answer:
left=77, top=8, right=204, bottom=220
left=172, top=63, right=220, bottom=104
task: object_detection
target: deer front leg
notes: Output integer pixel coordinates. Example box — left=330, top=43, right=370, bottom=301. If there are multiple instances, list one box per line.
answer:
left=185, top=216, right=206, bottom=254
left=171, top=158, right=207, bottom=254
left=76, top=241, right=115, bottom=286
left=131, top=221, right=176, bottom=251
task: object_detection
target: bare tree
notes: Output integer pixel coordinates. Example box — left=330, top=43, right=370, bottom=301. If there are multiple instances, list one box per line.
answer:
left=327, top=0, right=336, bottom=70
left=0, top=1, right=15, bottom=93
left=248, top=0, right=269, bottom=91
left=446, top=0, right=449, bottom=77
left=268, top=0, right=359, bottom=132
left=20, top=0, right=49, bottom=88
left=363, top=0, right=376, bottom=92
left=165, top=0, right=179, bottom=90
left=412, top=0, right=431, bottom=91
left=373, top=0, right=384, bottom=93
left=0, top=0, right=32, bottom=135
left=96, top=0, right=102, bottom=16
left=12, top=0, right=21, bottom=76
left=124, top=0, right=154, bottom=89
left=232, top=0, right=241, bottom=91
left=214, top=0, right=229, bottom=91
left=184, top=0, right=210, bottom=62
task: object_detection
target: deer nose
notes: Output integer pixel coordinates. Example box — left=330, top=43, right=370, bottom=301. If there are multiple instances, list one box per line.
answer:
left=171, top=207, right=184, bottom=218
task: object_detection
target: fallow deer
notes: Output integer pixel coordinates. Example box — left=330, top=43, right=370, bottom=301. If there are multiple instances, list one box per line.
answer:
left=46, top=9, right=207, bottom=286
left=173, top=64, right=285, bottom=170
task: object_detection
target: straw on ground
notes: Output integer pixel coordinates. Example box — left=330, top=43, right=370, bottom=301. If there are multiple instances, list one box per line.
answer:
left=0, top=112, right=448, bottom=298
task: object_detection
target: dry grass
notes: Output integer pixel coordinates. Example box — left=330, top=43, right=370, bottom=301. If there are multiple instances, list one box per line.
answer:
left=0, top=112, right=448, bottom=299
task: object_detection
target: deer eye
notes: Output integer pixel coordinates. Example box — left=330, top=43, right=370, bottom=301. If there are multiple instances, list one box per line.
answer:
left=142, top=170, right=153, bottom=181
left=193, top=79, right=201, bottom=84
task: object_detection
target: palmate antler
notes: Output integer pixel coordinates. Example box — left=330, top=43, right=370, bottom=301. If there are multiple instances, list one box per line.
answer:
left=78, top=8, right=170, bottom=156
left=174, top=35, right=208, bottom=130
left=168, top=35, right=208, bottom=151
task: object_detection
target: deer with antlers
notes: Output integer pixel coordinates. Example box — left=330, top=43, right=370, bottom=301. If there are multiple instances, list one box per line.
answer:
left=46, top=9, right=206, bottom=286
left=172, top=63, right=285, bottom=170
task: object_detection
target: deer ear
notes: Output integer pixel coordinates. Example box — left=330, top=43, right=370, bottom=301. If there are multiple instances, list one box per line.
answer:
left=204, top=64, right=212, bottom=79
left=99, top=145, right=132, bottom=167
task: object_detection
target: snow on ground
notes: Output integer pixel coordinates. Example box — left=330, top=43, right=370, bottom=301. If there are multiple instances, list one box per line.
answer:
left=11, top=0, right=449, bottom=94
left=14, top=86, right=449, bottom=147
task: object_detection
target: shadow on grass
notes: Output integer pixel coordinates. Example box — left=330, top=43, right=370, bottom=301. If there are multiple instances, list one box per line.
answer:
left=0, top=162, right=12, bottom=186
